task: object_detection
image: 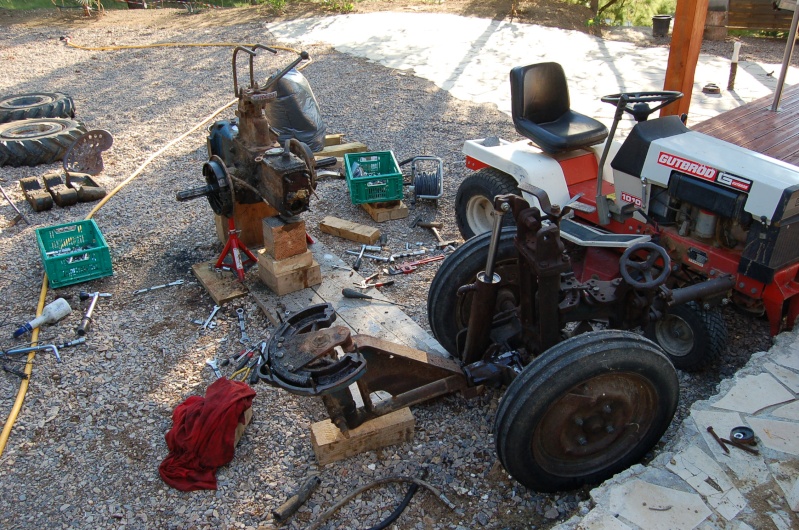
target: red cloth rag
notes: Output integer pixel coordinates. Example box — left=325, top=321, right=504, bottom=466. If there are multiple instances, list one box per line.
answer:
left=159, top=377, right=256, bottom=491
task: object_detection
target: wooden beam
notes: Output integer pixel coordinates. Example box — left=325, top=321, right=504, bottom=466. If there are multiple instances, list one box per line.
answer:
left=661, top=0, right=710, bottom=119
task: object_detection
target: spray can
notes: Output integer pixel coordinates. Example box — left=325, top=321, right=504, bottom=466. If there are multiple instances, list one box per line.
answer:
left=13, top=298, right=73, bottom=338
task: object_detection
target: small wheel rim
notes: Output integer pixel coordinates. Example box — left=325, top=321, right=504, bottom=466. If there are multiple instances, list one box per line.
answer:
left=654, top=314, right=694, bottom=357
left=1, top=95, right=55, bottom=109
left=465, top=194, right=496, bottom=235
left=532, top=372, right=659, bottom=477
left=0, top=121, right=67, bottom=139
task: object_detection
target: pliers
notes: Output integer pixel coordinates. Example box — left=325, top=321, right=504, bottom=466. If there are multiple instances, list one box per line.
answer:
left=353, top=272, right=395, bottom=289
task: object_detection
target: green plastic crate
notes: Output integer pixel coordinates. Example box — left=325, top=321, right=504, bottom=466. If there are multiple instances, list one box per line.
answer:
left=36, top=220, right=113, bottom=289
left=344, top=151, right=403, bottom=204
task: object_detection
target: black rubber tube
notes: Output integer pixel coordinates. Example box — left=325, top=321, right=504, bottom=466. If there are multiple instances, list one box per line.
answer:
left=366, top=483, right=419, bottom=530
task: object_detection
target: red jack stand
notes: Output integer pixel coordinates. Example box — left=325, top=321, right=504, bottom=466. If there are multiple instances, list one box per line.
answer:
left=216, top=218, right=258, bottom=282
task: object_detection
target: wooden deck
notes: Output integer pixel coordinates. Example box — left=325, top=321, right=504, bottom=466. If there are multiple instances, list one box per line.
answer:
left=692, top=83, right=799, bottom=167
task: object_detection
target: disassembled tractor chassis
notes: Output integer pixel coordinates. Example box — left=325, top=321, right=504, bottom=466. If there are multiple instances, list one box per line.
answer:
left=177, top=46, right=316, bottom=219
left=256, top=187, right=734, bottom=489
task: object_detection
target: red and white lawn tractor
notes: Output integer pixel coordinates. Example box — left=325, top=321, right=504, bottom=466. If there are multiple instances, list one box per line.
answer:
left=454, top=62, right=799, bottom=369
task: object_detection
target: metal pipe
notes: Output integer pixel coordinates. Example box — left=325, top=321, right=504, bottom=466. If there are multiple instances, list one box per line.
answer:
left=668, top=275, right=735, bottom=307
left=771, top=0, right=799, bottom=111
left=372, top=375, right=466, bottom=417
left=484, top=202, right=508, bottom=280
left=595, top=97, right=627, bottom=225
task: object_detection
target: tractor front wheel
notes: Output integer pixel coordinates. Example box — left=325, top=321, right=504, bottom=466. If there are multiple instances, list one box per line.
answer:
left=494, top=330, right=678, bottom=492
left=455, top=167, right=519, bottom=240
left=645, top=301, right=727, bottom=371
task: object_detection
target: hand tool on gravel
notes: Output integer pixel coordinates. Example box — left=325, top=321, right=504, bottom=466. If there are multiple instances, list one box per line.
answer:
left=351, top=244, right=381, bottom=271
left=417, top=221, right=457, bottom=249
left=1, top=344, right=61, bottom=362
left=236, top=307, right=251, bottom=344
left=133, top=279, right=184, bottom=295
left=77, top=291, right=102, bottom=336
left=389, top=254, right=445, bottom=275
left=203, top=305, right=221, bottom=330
left=341, top=288, right=411, bottom=308
left=206, top=358, right=222, bottom=379
left=345, top=250, right=391, bottom=262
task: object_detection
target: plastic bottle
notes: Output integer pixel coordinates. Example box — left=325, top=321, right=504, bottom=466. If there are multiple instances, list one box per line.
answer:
left=13, top=298, right=73, bottom=338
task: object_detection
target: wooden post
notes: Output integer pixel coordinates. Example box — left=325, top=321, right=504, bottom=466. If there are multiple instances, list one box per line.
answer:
left=661, top=0, right=710, bottom=119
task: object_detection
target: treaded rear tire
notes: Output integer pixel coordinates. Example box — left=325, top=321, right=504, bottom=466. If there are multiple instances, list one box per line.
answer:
left=0, top=118, right=86, bottom=167
left=494, top=330, right=678, bottom=492
left=645, top=301, right=727, bottom=371
left=455, top=167, right=520, bottom=240
left=0, top=93, right=76, bottom=123
left=427, top=227, right=519, bottom=357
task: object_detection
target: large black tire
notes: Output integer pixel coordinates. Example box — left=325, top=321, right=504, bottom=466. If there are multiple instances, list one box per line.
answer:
left=455, top=167, right=520, bottom=240
left=494, top=330, right=678, bottom=492
left=0, top=93, right=75, bottom=123
left=645, top=301, right=727, bottom=371
left=428, top=227, right=519, bottom=357
left=0, top=118, right=86, bottom=167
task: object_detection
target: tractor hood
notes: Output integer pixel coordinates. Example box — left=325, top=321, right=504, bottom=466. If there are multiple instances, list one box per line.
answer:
left=614, top=117, right=799, bottom=224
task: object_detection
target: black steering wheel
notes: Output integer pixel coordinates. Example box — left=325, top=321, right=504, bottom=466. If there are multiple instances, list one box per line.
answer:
left=619, top=242, right=671, bottom=289
left=601, top=91, right=683, bottom=122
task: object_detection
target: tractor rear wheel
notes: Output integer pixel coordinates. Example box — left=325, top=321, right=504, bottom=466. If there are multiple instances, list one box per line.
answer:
left=428, top=227, right=519, bottom=358
left=645, top=301, right=727, bottom=371
left=0, top=93, right=75, bottom=123
left=455, top=167, right=519, bottom=240
left=494, top=330, right=678, bottom=492
left=0, top=118, right=86, bottom=167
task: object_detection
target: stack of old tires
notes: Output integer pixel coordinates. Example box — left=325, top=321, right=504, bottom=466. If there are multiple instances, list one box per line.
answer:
left=0, top=92, right=86, bottom=167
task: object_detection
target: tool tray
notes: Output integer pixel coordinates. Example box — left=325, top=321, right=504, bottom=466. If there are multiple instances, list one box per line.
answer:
left=36, top=219, right=112, bottom=288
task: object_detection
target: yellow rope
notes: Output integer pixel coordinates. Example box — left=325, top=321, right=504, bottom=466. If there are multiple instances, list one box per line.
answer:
left=0, top=39, right=305, bottom=457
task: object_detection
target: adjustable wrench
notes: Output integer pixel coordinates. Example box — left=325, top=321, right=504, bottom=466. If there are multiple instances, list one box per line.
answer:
left=236, top=308, right=251, bottom=344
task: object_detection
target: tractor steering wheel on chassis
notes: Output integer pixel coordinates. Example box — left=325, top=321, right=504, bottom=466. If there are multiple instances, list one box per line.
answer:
left=601, top=91, right=683, bottom=121
left=619, top=242, right=671, bottom=289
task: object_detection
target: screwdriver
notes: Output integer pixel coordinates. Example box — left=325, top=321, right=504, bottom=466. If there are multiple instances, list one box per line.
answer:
left=341, top=288, right=412, bottom=308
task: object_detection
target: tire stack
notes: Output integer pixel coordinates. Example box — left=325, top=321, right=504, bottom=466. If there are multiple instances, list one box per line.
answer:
left=0, top=92, right=86, bottom=167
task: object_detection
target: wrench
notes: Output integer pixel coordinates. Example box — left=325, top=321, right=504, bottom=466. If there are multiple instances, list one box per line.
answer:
left=236, top=308, right=251, bottom=344
left=133, top=279, right=184, bottom=295
left=206, top=359, right=222, bottom=379
left=203, top=305, right=220, bottom=329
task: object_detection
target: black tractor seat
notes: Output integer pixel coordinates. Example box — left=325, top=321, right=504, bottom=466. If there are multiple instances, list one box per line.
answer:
left=510, top=62, right=609, bottom=154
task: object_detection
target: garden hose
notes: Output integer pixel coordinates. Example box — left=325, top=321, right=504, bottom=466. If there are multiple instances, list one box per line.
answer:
left=0, top=39, right=307, bottom=458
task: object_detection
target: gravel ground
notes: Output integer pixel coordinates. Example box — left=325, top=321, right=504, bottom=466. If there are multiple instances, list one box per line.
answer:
left=0, top=9, right=777, bottom=530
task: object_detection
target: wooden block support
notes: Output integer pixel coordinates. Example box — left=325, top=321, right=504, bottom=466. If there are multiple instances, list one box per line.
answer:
left=319, top=216, right=381, bottom=244
left=257, top=258, right=321, bottom=296
left=324, top=133, right=344, bottom=147
left=234, top=407, right=253, bottom=446
left=361, top=201, right=409, bottom=223
left=262, top=217, right=307, bottom=260
left=191, top=261, right=249, bottom=305
left=310, top=408, right=415, bottom=466
left=257, top=248, right=314, bottom=276
left=316, top=142, right=368, bottom=159
left=215, top=201, right=278, bottom=248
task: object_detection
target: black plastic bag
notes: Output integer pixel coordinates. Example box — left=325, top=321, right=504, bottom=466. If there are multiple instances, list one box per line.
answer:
left=265, top=68, right=327, bottom=153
